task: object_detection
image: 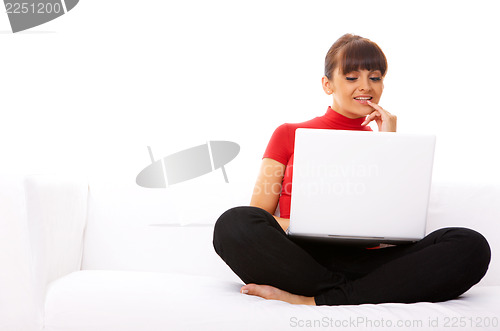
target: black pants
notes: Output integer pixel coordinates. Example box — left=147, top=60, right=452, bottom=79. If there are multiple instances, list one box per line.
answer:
left=213, top=206, right=491, bottom=305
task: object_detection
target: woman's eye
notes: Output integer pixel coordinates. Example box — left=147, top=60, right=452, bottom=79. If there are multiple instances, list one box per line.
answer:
left=346, top=77, right=357, bottom=81
left=370, top=77, right=382, bottom=81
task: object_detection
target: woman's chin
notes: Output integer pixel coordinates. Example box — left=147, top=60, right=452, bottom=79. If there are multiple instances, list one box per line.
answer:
left=358, top=104, right=375, bottom=115
left=352, top=108, right=372, bottom=117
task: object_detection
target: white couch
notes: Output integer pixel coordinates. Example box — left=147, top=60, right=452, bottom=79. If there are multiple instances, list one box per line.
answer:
left=1, top=174, right=499, bottom=331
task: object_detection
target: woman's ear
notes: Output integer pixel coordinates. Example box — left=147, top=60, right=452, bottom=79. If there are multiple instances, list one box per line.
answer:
left=321, top=75, right=334, bottom=95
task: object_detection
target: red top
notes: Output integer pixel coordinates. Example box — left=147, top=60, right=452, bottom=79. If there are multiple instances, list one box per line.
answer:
left=263, top=106, right=372, bottom=218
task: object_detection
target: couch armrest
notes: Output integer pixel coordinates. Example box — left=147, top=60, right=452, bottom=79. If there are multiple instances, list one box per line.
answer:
left=0, top=175, right=39, bottom=331
left=0, top=174, right=88, bottom=330
left=24, top=175, right=88, bottom=303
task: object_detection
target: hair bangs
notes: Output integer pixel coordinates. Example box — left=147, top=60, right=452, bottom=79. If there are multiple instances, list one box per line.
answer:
left=339, top=39, right=387, bottom=76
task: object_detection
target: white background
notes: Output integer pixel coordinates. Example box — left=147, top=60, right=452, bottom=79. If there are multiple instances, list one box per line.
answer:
left=1, top=0, right=499, bottom=187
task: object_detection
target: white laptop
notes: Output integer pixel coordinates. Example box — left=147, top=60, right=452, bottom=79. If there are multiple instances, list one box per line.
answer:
left=288, top=129, right=436, bottom=245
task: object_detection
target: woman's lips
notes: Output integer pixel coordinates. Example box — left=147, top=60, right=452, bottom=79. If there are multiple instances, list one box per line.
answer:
left=354, top=97, right=372, bottom=105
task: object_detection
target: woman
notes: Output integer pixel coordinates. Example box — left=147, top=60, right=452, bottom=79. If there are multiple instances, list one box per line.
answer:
left=212, top=34, right=491, bottom=306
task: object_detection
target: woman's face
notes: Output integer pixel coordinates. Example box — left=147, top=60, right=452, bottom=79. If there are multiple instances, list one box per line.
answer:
left=323, top=67, right=384, bottom=119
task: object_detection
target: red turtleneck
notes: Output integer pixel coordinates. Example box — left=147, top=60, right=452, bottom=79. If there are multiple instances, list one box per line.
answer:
left=262, top=106, right=372, bottom=219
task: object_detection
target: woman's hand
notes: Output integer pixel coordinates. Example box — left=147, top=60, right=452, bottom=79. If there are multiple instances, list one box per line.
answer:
left=361, top=100, right=397, bottom=132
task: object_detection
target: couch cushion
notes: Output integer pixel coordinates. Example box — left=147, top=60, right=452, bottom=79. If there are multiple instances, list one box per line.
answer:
left=426, top=181, right=500, bottom=286
left=44, top=270, right=500, bottom=331
left=86, top=178, right=253, bottom=227
left=82, top=224, right=241, bottom=282
left=83, top=178, right=251, bottom=280
left=82, top=180, right=500, bottom=286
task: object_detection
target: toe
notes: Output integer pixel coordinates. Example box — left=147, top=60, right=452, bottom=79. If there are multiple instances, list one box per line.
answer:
left=241, top=283, right=256, bottom=294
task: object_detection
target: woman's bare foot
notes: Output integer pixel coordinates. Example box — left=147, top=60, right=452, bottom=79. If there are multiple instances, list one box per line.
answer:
left=240, top=284, right=316, bottom=305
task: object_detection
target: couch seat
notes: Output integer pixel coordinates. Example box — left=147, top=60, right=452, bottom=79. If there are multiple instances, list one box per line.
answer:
left=44, top=270, right=500, bottom=331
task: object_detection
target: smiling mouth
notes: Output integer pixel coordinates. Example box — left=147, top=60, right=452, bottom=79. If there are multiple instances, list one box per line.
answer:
left=354, top=97, right=372, bottom=100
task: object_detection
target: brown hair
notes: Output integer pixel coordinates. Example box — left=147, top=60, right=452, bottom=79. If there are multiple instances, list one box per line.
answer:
left=324, top=34, right=387, bottom=80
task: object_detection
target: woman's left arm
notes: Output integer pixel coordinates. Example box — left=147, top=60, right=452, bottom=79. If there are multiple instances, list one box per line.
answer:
left=361, top=100, right=397, bottom=132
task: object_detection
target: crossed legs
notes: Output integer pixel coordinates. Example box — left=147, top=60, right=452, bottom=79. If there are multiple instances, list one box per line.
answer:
left=213, top=206, right=491, bottom=305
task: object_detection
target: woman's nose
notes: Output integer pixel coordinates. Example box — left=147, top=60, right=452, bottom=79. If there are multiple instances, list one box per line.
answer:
left=358, top=78, right=371, bottom=91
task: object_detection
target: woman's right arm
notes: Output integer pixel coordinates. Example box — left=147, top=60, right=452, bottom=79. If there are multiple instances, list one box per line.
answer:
left=249, top=158, right=289, bottom=232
